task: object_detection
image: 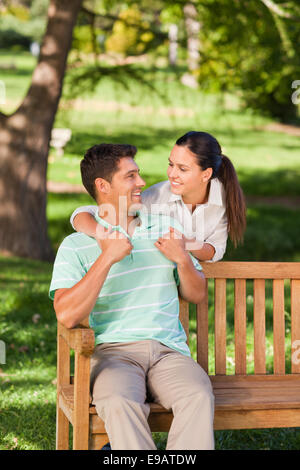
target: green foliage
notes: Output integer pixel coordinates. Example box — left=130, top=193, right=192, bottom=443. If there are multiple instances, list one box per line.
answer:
left=105, top=5, right=154, bottom=55
left=196, top=0, right=300, bottom=122
left=0, top=1, right=47, bottom=49
left=159, top=3, right=183, bottom=24
left=0, top=14, right=31, bottom=50
left=72, top=25, right=104, bottom=54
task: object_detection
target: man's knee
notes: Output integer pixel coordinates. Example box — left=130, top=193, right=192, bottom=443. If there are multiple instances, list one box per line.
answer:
left=95, top=394, right=150, bottom=422
left=195, top=375, right=215, bottom=407
left=198, top=385, right=215, bottom=409
left=173, top=380, right=215, bottom=415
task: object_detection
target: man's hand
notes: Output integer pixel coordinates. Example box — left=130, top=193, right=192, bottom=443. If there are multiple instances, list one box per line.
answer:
left=154, top=226, right=188, bottom=265
left=96, top=224, right=133, bottom=264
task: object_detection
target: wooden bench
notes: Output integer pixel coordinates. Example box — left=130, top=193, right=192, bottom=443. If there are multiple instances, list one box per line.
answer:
left=56, top=261, right=300, bottom=450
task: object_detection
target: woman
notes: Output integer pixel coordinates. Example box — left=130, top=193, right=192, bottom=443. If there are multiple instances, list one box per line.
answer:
left=70, top=131, right=246, bottom=261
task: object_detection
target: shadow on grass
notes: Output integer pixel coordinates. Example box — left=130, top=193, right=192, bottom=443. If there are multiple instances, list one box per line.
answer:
left=64, top=127, right=191, bottom=156
left=238, top=167, right=300, bottom=197
left=63, top=126, right=283, bottom=157
left=224, top=204, right=300, bottom=262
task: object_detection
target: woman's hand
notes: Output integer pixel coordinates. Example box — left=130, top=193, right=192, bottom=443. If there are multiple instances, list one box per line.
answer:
left=154, top=226, right=189, bottom=265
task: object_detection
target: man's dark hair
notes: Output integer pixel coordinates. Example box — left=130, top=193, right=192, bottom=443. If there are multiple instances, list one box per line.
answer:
left=80, top=143, right=137, bottom=200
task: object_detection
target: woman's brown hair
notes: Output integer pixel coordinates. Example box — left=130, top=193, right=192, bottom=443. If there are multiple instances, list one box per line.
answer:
left=176, top=131, right=246, bottom=247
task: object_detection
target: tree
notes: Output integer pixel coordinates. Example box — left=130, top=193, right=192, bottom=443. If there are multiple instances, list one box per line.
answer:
left=0, top=0, right=83, bottom=261
left=195, top=0, right=300, bottom=122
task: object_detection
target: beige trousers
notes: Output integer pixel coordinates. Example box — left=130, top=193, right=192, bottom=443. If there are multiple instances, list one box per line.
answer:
left=90, top=340, right=215, bottom=450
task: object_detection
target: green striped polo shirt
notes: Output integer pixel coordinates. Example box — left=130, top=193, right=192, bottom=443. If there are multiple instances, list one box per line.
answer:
left=49, top=212, right=202, bottom=357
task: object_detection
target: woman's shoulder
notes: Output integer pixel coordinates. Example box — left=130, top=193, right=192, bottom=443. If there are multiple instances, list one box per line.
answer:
left=209, top=178, right=226, bottom=207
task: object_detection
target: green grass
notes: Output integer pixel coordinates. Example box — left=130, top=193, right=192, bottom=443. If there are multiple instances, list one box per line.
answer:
left=0, top=255, right=56, bottom=450
left=1, top=51, right=300, bottom=450
left=0, top=51, right=37, bottom=111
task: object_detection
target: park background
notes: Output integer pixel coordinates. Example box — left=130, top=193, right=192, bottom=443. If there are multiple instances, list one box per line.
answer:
left=0, top=0, right=300, bottom=450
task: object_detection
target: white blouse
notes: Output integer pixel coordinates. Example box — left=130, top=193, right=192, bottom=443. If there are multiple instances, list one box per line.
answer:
left=70, top=178, right=228, bottom=262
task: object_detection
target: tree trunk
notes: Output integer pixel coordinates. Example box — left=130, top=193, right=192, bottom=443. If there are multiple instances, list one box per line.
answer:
left=184, top=2, right=201, bottom=72
left=182, top=2, right=201, bottom=88
left=168, top=24, right=178, bottom=67
left=0, top=0, right=83, bottom=261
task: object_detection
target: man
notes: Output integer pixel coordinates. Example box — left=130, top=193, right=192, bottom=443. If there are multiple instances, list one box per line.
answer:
left=49, top=143, right=214, bottom=450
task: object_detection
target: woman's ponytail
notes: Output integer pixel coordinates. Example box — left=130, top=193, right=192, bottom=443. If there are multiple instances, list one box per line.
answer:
left=176, top=131, right=247, bottom=247
left=218, top=155, right=247, bottom=247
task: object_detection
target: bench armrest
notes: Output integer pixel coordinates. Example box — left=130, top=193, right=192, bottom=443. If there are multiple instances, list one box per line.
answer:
left=58, top=322, right=95, bottom=356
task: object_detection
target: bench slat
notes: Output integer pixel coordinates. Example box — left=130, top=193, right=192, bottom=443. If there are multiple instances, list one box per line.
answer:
left=234, top=279, right=247, bottom=374
left=214, top=391, right=300, bottom=410
left=202, top=262, right=300, bottom=279
left=253, top=279, right=266, bottom=374
left=60, top=376, right=300, bottom=423
left=291, top=280, right=300, bottom=374
left=273, top=280, right=286, bottom=374
left=211, top=374, right=300, bottom=388
left=197, top=279, right=209, bottom=373
left=215, top=279, right=227, bottom=375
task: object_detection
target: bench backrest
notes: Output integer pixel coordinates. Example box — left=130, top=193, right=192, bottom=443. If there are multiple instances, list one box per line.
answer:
left=179, top=262, right=300, bottom=376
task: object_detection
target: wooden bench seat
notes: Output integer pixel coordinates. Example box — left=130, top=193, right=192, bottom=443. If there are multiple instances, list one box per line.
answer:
left=56, top=261, right=300, bottom=450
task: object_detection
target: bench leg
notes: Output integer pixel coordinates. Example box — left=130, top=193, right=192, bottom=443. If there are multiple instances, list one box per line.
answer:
left=56, top=407, right=69, bottom=450
left=73, top=353, right=90, bottom=450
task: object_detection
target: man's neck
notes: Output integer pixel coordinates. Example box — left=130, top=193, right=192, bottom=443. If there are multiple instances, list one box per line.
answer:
left=97, top=206, right=138, bottom=235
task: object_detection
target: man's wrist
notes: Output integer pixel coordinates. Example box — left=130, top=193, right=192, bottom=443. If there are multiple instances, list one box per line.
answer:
left=96, top=250, right=114, bottom=270
left=176, top=252, right=192, bottom=269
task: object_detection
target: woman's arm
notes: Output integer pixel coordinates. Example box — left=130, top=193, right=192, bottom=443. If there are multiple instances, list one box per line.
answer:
left=176, top=256, right=206, bottom=304
left=70, top=205, right=98, bottom=235
left=184, top=239, right=216, bottom=261
left=154, top=227, right=206, bottom=304
left=73, top=212, right=98, bottom=238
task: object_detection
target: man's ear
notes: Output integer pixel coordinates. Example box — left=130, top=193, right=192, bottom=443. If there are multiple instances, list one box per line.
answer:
left=95, top=177, right=111, bottom=195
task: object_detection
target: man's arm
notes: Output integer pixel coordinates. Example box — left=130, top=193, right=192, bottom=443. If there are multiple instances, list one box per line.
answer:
left=54, top=228, right=133, bottom=329
left=54, top=252, right=114, bottom=329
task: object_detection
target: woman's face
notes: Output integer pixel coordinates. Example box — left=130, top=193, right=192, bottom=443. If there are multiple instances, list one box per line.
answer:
left=167, top=145, right=210, bottom=199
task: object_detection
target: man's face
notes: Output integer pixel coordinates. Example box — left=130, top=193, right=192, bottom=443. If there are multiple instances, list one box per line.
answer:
left=108, top=157, right=146, bottom=213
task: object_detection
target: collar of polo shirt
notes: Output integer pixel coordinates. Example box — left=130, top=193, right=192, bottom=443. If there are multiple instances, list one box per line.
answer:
left=94, top=211, right=155, bottom=238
